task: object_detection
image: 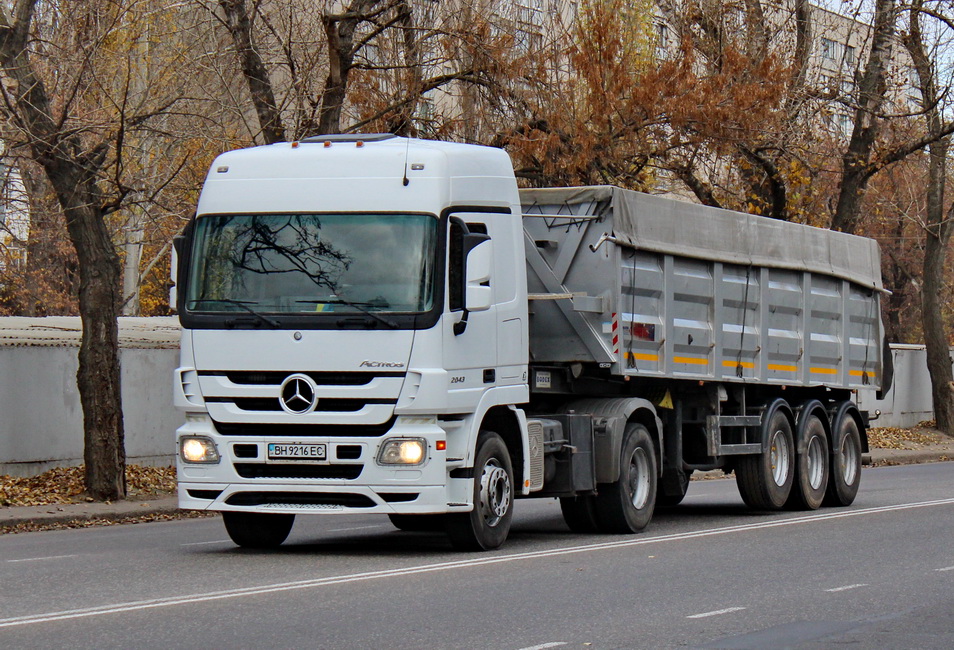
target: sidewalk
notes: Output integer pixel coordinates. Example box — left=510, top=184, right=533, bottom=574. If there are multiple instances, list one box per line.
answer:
left=1, top=440, right=952, bottom=532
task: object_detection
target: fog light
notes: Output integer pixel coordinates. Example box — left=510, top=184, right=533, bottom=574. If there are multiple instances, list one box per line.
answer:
left=377, top=438, right=427, bottom=466
left=180, top=436, right=220, bottom=464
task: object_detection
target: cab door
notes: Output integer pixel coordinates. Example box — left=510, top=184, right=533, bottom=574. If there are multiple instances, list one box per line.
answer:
left=442, top=216, right=497, bottom=411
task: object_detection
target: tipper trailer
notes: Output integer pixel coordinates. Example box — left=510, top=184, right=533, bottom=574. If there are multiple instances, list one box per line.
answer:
left=173, top=135, right=889, bottom=550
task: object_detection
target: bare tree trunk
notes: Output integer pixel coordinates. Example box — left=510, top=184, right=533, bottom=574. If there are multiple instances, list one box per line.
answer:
left=1, top=0, right=126, bottom=499
left=831, top=0, right=897, bottom=234
left=219, top=0, right=286, bottom=144
left=904, top=0, right=954, bottom=434
left=318, top=1, right=381, bottom=135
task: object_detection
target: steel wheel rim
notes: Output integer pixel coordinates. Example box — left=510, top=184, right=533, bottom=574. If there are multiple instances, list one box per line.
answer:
left=478, top=459, right=511, bottom=527
left=840, top=431, right=859, bottom=486
left=770, top=428, right=791, bottom=487
left=807, top=434, right=825, bottom=490
left=628, top=447, right=651, bottom=509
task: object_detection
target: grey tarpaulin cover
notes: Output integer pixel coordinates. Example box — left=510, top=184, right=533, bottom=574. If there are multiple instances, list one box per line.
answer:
left=520, top=186, right=884, bottom=292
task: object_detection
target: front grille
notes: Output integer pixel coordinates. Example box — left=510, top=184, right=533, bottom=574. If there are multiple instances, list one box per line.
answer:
left=225, top=492, right=376, bottom=508
left=234, top=463, right=363, bottom=480
left=216, top=397, right=393, bottom=413
left=202, top=371, right=404, bottom=386
left=213, top=417, right=396, bottom=438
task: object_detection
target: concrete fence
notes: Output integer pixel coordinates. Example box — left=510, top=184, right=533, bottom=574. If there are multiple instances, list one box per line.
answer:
left=1, top=317, right=180, bottom=476
left=0, top=317, right=949, bottom=477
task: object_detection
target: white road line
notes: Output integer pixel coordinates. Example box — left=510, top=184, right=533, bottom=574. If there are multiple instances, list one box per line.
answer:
left=517, top=643, right=567, bottom=650
left=687, top=607, right=745, bottom=619
left=180, top=540, right=231, bottom=547
left=328, top=525, right=384, bottom=533
left=825, top=584, right=868, bottom=593
left=7, top=554, right=78, bottom=564
left=2, top=497, right=953, bottom=629
left=936, top=566, right=954, bottom=572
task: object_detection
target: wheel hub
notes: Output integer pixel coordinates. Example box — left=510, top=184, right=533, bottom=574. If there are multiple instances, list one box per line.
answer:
left=479, top=460, right=511, bottom=526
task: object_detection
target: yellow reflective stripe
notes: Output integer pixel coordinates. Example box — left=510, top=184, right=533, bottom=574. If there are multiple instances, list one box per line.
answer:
left=810, top=367, right=838, bottom=375
left=767, top=363, right=799, bottom=372
left=722, top=360, right=754, bottom=369
left=849, top=370, right=877, bottom=378
left=624, top=352, right=659, bottom=362
left=673, top=356, right=708, bottom=365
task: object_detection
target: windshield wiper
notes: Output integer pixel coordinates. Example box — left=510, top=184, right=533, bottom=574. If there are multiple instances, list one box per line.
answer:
left=188, top=299, right=281, bottom=329
left=296, top=298, right=398, bottom=329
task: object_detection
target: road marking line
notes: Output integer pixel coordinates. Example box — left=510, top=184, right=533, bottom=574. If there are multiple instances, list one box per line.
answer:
left=517, top=643, right=567, bottom=650
left=936, top=566, right=954, bottom=572
left=328, top=525, right=384, bottom=532
left=7, top=555, right=78, bottom=563
left=2, top=497, right=953, bottom=629
left=825, top=584, right=868, bottom=593
left=687, top=607, right=745, bottom=619
left=180, top=540, right=230, bottom=547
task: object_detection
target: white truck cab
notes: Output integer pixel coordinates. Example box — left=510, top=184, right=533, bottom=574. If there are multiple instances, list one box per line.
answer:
left=175, top=134, right=529, bottom=550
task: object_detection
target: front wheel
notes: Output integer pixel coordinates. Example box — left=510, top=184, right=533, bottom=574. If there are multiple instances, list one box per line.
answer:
left=222, top=512, right=295, bottom=549
left=593, top=423, right=657, bottom=533
left=446, top=431, right=514, bottom=551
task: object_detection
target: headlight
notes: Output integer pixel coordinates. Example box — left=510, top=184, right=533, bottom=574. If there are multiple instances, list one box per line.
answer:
left=377, top=438, right=427, bottom=466
left=179, top=436, right=220, bottom=464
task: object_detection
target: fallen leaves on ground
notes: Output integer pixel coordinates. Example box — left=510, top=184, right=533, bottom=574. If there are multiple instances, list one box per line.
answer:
left=867, top=421, right=946, bottom=450
left=0, top=465, right=177, bottom=507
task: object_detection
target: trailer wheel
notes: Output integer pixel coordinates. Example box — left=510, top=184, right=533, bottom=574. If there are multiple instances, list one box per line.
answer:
left=388, top=514, right=445, bottom=532
left=785, top=413, right=829, bottom=510
left=736, top=405, right=794, bottom=510
left=594, top=423, right=657, bottom=533
left=560, top=495, right=600, bottom=533
left=446, top=431, right=514, bottom=551
left=824, top=408, right=862, bottom=507
left=222, top=512, right=295, bottom=549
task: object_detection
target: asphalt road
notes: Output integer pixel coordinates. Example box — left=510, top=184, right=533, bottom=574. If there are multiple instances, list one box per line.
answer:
left=1, top=462, right=953, bottom=649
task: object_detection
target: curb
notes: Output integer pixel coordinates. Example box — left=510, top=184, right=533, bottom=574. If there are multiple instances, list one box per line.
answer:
left=0, top=497, right=185, bottom=531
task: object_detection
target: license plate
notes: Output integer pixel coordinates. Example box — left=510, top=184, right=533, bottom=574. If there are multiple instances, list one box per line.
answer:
left=267, top=443, right=327, bottom=461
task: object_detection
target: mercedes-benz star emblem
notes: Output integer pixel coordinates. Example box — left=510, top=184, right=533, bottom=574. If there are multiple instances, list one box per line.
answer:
left=279, top=373, right=319, bottom=415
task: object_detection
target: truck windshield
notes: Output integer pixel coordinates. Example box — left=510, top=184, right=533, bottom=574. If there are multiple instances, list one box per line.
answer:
left=185, top=213, right=438, bottom=315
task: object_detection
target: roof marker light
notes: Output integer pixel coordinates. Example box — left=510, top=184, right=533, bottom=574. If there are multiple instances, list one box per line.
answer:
left=291, top=141, right=299, bottom=148
left=356, top=141, right=364, bottom=148
left=324, top=141, right=332, bottom=148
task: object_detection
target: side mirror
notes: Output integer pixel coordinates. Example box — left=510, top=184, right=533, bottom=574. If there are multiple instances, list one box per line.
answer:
left=171, top=219, right=195, bottom=314
left=464, top=237, right=492, bottom=312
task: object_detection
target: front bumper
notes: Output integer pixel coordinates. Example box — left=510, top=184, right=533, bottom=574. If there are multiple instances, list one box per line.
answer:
left=176, top=418, right=473, bottom=515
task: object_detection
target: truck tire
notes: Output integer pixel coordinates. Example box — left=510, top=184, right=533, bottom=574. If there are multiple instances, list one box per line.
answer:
left=824, top=408, right=862, bottom=507
left=736, top=405, right=794, bottom=510
left=446, top=431, right=514, bottom=551
left=560, top=495, right=600, bottom=533
left=593, top=423, right=657, bottom=533
left=222, top=512, right=295, bottom=549
left=785, top=412, right=829, bottom=510
left=388, top=514, right=445, bottom=532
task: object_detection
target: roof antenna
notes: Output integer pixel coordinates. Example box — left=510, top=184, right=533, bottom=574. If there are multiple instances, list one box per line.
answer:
left=402, top=136, right=410, bottom=186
